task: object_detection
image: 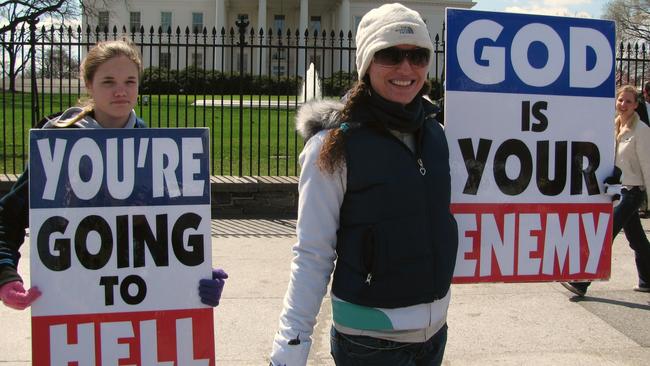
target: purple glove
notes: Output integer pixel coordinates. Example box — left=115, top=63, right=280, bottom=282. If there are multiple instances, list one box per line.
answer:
left=199, top=268, right=228, bottom=307
left=0, top=281, right=41, bottom=310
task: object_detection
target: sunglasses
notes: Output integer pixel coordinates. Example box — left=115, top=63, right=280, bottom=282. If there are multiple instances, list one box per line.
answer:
left=373, top=47, right=430, bottom=67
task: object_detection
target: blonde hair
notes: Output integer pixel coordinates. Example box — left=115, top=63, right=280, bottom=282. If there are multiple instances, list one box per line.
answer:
left=54, top=39, right=142, bottom=127
left=614, top=84, right=640, bottom=142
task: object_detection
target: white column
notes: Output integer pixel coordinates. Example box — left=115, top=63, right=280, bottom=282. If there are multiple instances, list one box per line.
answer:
left=338, top=0, right=351, bottom=74
left=215, top=0, right=226, bottom=72
left=258, top=0, right=267, bottom=75
left=338, top=0, right=350, bottom=34
left=298, top=0, right=309, bottom=77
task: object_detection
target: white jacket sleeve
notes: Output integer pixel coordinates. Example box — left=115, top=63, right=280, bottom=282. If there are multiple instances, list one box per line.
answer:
left=635, top=122, right=650, bottom=191
left=270, top=131, right=346, bottom=366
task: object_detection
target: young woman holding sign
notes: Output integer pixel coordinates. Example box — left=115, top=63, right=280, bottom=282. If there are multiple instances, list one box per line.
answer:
left=269, top=4, right=457, bottom=365
left=0, top=39, right=227, bottom=310
left=563, top=85, right=650, bottom=296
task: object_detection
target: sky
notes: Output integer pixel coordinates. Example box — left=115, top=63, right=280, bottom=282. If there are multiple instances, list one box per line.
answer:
left=472, top=0, right=609, bottom=19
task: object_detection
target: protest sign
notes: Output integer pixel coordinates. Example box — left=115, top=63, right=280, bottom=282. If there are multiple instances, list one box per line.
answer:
left=445, top=9, right=616, bottom=283
left=29, top=128, right=214, bottom=365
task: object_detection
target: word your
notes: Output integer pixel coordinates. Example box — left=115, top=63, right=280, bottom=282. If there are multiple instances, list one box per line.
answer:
left=458, top=138, right=600, bottom=196
left=36, top=137, right=205, bottom=200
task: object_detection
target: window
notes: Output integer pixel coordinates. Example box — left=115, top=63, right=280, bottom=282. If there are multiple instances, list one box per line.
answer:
left=192, top=12, right=203, bottom=33
left=191, top=52, right=203, bottom=68
left=353, top=16, right=362, bottom=35
left=161, top=12, right=172, bottom=32
left=98, top=11, right=110, bottom=30
left=130, top=12, right=141, bottom=33
left=274, top=14, right=285, bottom=34
left=310, top=16, right=321, bottom=36
left=159, top=52, right=171, bottom=69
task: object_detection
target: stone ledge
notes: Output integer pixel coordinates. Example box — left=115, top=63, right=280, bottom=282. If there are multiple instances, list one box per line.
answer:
left=0, top=174, right=299, bottom=218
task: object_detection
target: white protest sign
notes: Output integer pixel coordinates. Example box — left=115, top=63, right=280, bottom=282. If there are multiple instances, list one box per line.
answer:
left=445, top=9, right=616, bottom=283
left=29, top=128, right=214, bottom=365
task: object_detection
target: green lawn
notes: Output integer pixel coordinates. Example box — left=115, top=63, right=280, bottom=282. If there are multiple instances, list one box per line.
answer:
left=0, top=93, right=305, bottom=176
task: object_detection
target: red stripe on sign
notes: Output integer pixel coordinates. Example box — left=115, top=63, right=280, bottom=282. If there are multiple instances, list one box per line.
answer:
left=451, top=203, right=613, bottom=283
left=31, top=308, right=214, bottom=366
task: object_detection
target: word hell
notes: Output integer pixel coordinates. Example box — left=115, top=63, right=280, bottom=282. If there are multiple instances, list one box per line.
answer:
left=37, top=137, right=205, bottom=200
left=454, top=210, right=610, bottom=280
left=48, top=318, right=208, bottom=366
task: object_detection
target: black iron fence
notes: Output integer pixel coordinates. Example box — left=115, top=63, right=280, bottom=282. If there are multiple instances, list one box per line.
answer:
left=1, top=22, right=648, bottom=176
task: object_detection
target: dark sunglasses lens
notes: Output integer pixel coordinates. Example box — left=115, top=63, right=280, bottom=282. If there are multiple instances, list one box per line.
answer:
left=374, top=48, right=430, bottom=67
left=374, top=48, right=402, bottom=65
left=408, top=49, right=430, bottom=66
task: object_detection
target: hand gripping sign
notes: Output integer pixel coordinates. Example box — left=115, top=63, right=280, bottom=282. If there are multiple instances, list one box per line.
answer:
left=29, top=128, right=214, bottom=365
left=445, top=9, right=616, bottom=283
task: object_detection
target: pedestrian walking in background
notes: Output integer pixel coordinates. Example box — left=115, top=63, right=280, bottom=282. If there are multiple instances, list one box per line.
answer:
left=270, top=3, right=458, bottom=365
left=562, top=85, right=650, bottom=297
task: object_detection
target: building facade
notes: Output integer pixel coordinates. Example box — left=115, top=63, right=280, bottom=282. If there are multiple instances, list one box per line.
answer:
left=82, top=0, right=475, bottom=77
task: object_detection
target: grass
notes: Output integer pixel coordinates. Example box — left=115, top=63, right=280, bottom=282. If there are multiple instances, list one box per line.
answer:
left=0, top=92, right=305, bottom=176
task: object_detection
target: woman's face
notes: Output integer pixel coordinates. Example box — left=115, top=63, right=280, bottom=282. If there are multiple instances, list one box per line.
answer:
left=616, top=90, right=638, bottom=121
left=367, top=44, right=429, bottom=105
left=85, top=55, right=139, bottom=128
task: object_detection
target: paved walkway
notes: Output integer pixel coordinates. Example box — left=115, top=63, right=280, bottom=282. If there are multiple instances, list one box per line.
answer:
left=1, top=218, right=649, bottom=365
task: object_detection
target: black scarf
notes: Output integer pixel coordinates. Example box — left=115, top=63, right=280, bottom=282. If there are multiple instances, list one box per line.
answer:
left=348, top=89, right=425, bottom=133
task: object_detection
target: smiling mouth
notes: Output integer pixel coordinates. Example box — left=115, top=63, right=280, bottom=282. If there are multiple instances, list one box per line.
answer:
left=390, top=80, right=414, bottom=87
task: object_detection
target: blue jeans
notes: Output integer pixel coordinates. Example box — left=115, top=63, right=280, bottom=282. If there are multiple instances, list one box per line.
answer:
left=330, top=324, right=447, bottom=366
left=572, top=187, right=650, bottom=291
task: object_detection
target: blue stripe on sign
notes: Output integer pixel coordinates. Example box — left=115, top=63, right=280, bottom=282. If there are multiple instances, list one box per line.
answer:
left=446, top=9, right=615, bottom=97
left=29, top=128, right=211, bottom=209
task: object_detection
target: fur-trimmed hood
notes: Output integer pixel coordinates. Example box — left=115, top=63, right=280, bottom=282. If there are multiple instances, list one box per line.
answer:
left=295, top=99, right=344, bottom=140
left=295, top=96, right=441, bottom=141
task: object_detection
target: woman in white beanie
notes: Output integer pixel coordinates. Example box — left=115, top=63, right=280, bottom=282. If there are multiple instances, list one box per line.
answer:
left=270, top=3, right=457, bottom=365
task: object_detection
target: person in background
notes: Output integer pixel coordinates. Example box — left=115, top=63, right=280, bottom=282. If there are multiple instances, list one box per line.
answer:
left=635, top=84, right=649, bottom=125
left=0, top=39, right=227, bottom=310
left=643, top=81, right=650, bottom=111
left=270, top=3, right=457, bottom=365
left=562, top=85, right=650, bottom=296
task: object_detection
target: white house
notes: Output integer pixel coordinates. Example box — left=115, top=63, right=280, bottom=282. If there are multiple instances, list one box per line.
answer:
left=82, top=0, right=475, bottom=77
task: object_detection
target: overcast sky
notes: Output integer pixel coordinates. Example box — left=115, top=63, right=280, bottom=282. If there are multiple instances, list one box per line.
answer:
left=472, top=0, right=609, bottom=19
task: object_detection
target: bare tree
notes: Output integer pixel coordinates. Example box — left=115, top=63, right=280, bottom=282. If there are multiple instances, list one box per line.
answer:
left=39, top=45, right=80, bottom=79
left=0, top=0, right=79, bottom=91
left=603, top=0, right=650, bottom=43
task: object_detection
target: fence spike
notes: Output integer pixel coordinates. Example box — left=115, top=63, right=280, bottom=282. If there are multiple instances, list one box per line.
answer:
left=176, top=26, right=182, bottom=35
left=220, top=26, right=226, bottom=36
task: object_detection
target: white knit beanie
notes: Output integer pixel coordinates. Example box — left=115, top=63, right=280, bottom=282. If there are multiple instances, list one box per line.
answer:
left=355, top=3, right=434, bottom=80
